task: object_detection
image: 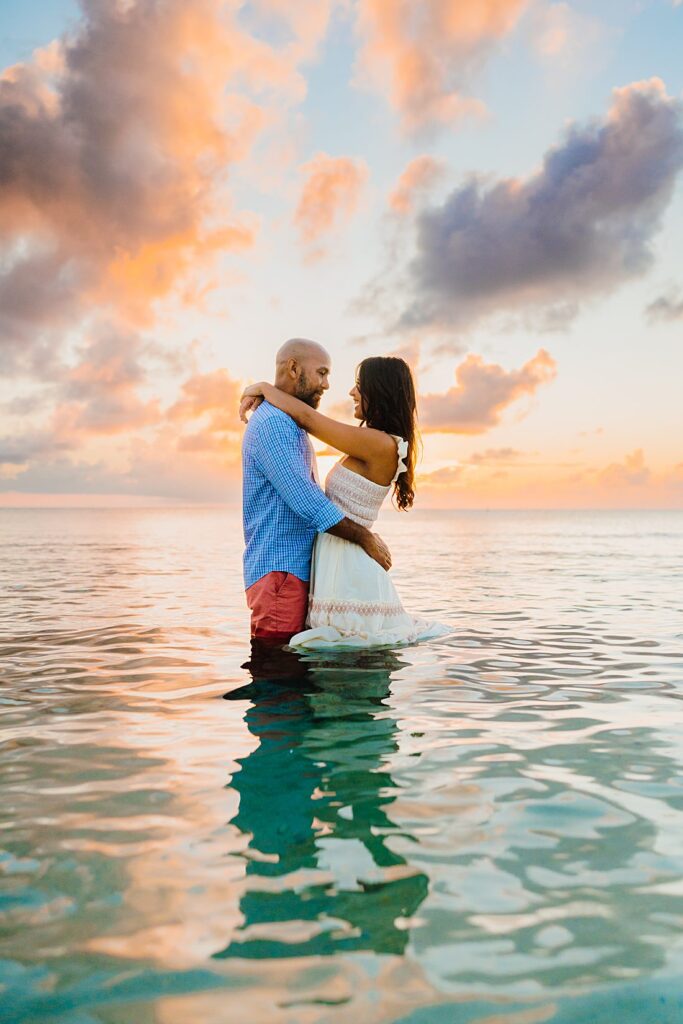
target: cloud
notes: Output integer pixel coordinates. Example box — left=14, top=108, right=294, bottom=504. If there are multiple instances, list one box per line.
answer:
left=387, top=338, right=423, bottom=369
left=415, top=449, right=683, bottom=509
left=0, top=430, right=74, bottom=478
left=420, top=348, right=556, bottom=433
left=389, top=156, right=445, bottom=213
left=168, top=368, right=244, bottom=452
left=531, top=1, right=574, bottom=56
left=0, top=0, right=330, bottom=499
left=0, top=0, right=312, bottom=374
left=529, top=2, right=606, bottom=70
left=354, top=0, right=529, bottom=133
left=645, top=288, right=683, bottom=322
left=53, top=326, right=162, bottom=437
left=417, top=464, right=466, bottom=489
left=253, top=0, right=337, bottom=64
left=597, top=449, right=651, bottom=488
left=398, top=79, right=683, bottom=333
left=0, top=362, right=246, bottom=500
left=466, top=447, right=523, bottom=464
left=294, top=152, right=368, bottom=259
left=415, top=450, right=526, bottom=493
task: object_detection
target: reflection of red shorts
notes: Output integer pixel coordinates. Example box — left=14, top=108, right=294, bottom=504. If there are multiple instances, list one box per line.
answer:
left=245, top=572, right=309, bottom=643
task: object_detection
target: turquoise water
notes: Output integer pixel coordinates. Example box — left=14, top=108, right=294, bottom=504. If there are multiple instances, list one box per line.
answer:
left=1, top=508, right=682, bottom=1023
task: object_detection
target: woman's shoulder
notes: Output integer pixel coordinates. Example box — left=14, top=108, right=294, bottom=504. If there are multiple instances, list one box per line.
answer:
left=364, top=426, right=403, bottom=455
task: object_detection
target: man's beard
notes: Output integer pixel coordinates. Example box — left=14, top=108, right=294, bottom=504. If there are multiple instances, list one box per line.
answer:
left=295, top=374, right=323, bottom=408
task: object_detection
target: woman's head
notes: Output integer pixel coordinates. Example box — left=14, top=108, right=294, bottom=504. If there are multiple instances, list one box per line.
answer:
left=349, top=356, right=419, bottom=511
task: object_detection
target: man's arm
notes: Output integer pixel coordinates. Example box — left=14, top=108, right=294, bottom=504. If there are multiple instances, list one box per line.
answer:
left=327, top=518, right=391, bottom=571
left=253, top=415, right=391, bottom=569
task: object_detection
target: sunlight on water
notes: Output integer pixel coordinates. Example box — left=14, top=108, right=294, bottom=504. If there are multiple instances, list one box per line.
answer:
left=1, top=508, right=682, bottom=1023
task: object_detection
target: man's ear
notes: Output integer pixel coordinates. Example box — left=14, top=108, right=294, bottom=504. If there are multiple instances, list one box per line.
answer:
left=287, top=359, right=298, bottom=379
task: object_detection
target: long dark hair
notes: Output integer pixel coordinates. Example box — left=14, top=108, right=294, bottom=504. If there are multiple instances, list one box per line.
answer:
left=357, top=356, right=419, bottom=511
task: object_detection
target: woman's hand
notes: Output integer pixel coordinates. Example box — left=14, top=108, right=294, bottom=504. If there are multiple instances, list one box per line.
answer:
left=239, top=396, right=262, bottom=422
left=239, top=382, right=267, bottom=424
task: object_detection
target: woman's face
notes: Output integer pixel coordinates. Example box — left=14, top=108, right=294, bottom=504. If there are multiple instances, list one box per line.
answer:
left=349, top=378, right=364, bottom=420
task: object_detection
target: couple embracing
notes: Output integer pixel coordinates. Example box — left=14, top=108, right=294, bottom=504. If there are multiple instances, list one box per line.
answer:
left=240, top=339, right=448, bottom=650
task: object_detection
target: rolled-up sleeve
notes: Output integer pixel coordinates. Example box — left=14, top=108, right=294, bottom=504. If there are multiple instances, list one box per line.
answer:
left=254, top=417, right=343, bottom=533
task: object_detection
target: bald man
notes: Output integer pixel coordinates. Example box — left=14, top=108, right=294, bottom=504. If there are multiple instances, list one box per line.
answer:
left=241, top=338, right=391, bottom=644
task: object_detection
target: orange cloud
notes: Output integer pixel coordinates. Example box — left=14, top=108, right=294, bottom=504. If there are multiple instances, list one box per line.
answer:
left=0, top=0, right=327, bottom=499
left=389, top=156, right=444, bottom=213
left=417, top=464, right=466, bottom=489
left=294, top=152, right=369, bottom=258
left=168, top=368, right=244, bottom=451
left=466, top=447, right=523, bottom=464
left=0, top=0, right=311, bottom=373
left=0, top=363, right=246, bottom=501
left=355, top=0, right=529, bottom=132
left=56, top=328, right=158, bottom=431
left=416, top=450, right=683, bottom=509
left=420, top=349, right=557, bottom=433
left=596, top=449, right=651, bottom=488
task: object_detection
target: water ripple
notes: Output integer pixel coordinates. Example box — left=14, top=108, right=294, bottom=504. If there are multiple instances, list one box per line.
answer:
left=1, top=508, right=682, bottom=1023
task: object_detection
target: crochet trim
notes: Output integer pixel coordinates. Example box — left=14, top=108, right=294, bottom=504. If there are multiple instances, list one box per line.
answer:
left=309, top=597, right=405, bottom=617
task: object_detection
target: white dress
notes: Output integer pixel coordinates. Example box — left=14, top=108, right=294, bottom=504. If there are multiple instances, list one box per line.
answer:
left=289, top=435, right=449, bottom=650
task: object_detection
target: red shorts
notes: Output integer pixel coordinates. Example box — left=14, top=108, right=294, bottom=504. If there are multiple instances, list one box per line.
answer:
left=245, top=572, right=309, bottom=643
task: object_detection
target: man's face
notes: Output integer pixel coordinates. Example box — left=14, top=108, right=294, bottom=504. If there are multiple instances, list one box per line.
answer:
left=294, top=354, right=331, bottom=408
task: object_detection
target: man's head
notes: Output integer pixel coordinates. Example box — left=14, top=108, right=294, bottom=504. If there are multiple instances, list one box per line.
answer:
left=275, top=338, right=331, bottom=409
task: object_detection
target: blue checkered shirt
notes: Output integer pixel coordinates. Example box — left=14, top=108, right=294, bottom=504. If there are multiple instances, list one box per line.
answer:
left=242, top=401, right=344, bottom=589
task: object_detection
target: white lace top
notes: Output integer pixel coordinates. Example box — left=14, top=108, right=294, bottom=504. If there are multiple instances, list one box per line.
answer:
left=324, top=434, right=408, bottom=529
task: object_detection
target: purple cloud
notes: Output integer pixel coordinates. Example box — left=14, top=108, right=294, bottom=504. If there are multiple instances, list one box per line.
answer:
left=399, top=79, right=683, bottom=333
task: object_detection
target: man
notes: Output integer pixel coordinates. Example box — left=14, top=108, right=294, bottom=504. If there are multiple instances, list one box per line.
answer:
left=241, top=338, right=391, bottom=644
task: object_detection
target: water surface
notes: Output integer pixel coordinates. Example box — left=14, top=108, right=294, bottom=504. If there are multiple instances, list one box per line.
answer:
left=1, top=508, right=682, bottom=1023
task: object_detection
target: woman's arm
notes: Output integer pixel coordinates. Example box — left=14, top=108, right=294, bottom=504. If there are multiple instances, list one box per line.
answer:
left=240, top=382, right=395, bottom=464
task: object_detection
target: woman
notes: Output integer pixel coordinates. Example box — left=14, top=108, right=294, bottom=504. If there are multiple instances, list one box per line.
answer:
left=240, top=356, right=448, bottom=649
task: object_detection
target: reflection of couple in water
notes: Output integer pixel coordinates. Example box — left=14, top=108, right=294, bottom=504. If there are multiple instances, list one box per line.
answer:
left=217, top=643, right=428, bottom=959
left=226, top=337, right=442, bottom=960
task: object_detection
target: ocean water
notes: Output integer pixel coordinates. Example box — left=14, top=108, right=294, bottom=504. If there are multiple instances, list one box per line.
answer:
left=1, top=507, right=682, bottom=1024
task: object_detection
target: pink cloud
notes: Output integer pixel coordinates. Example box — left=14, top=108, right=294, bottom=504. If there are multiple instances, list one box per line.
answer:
left=0, top=362, right=246, bottom=501
left=420, top=349, right=557, bottom=433
left=415, top=449, right=683, bottom=509
left=168, top=368, right=244, bottom=451
left=389, top=156, right=445, bottom=213
left=294, top=152, right=368, bottom=259
left=0, top=0, right=314, bottom=374
left=0, top=0, right=328, bottom=499
left=355, top=0, right=529, bottom=132
left=597, top=449, right=651, bottom=488
left=466, top=447, right=523, bottom=464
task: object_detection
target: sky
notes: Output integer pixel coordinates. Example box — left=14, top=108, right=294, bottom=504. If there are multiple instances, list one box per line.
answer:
left=1, top=0, right=682, bottom=509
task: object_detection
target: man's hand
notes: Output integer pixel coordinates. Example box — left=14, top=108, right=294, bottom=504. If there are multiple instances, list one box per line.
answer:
left=240, top=394, right=263, bottom=423
left=326, top=519, right=392, bottom=570
left=363, top=532, right=392, bottom=571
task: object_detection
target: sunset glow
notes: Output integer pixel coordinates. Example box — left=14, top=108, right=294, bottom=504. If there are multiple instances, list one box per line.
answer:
left=1, top=0, right=682, bottom=508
